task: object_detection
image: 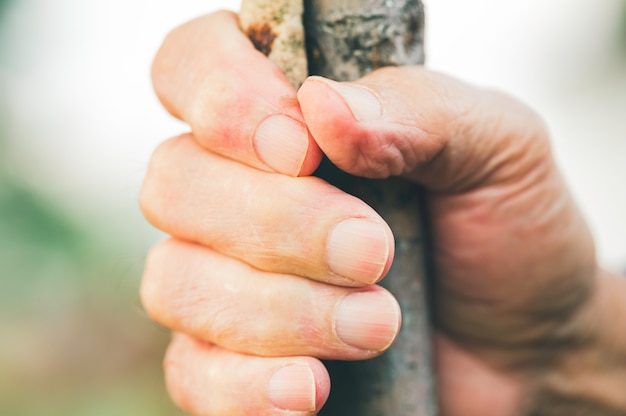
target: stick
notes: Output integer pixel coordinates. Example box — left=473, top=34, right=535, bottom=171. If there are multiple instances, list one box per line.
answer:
left=240, top=1, right=436, bottom=414
left=239, top=0, right=308, bottom=88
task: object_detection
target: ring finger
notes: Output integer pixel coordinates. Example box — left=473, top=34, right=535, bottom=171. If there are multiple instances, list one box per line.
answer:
left=141, top=239, right=401, bottom=360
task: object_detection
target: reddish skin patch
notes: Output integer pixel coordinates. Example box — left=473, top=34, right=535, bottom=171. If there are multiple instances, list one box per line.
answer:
left=279, top=95, right=301, bottom=111
left=247, top=23, right=277, bottom=56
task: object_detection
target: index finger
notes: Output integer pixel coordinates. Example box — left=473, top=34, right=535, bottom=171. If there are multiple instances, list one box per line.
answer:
left=151, top=11, right=322, bottom=176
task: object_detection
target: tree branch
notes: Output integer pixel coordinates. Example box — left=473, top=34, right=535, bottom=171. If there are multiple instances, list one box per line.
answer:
left=240, top=1, right=436, bottom=414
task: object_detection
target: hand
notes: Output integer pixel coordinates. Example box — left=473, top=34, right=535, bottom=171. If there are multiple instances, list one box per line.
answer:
left=140, top=11, right=626, bottom=415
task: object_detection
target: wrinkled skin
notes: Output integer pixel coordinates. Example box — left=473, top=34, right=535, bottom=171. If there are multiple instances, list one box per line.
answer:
left=140, top=11, right=626, bottom=416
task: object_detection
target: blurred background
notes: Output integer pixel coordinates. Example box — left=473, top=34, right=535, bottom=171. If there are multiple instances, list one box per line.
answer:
left=0, top=0, right=624, bottom=414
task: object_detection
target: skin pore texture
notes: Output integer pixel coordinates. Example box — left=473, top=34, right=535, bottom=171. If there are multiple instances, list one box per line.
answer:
left=140, top=11, right=626, bottom=416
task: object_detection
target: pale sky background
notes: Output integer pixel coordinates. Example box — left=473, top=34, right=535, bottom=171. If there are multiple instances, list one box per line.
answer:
left=2, top=0, right=626, bottom=270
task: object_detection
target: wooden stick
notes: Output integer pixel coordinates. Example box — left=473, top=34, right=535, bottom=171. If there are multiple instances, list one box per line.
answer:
left=239, top=0, right=308, bottom=88
left=240, top=1, right=436, bottom=414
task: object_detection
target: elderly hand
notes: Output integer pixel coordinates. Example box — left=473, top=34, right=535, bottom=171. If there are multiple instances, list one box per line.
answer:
left=140, top=11, right=626, bottom=416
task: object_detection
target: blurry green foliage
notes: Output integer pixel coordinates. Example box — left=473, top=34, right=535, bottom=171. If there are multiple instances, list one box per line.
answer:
left=0, top=148, right=176, bottom=414
left=0, top=0, right=15, bottom=42
left=0, top=2, right=175, bottom=414
left=0, top=0, right=15, bottom=18
left=0, top=180, right=85, bottom=253
left=0, top=147, right=177, bottom=414
left=0, top=143, right=177, bottom=416
left=0, top=176, right=89, bottom=305
left=621, top=0, right=626, bottom=54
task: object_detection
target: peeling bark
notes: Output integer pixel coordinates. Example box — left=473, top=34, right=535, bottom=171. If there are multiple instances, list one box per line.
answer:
left=240, top=0, right=309, bottom=88
left=241, top=1, right=436, bottom=415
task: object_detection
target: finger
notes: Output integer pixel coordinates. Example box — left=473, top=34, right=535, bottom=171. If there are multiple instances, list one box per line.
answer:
left=298, top=67, right=553, bottom=190
left=140, top=134, right=394, bottom=287
left=152, top=11, right=322, bottom=176
left=141, top=239, right=401, bottom=359
left=164, top=334, right=330, bottom=416
left=298, top=67, right=595, bottom=345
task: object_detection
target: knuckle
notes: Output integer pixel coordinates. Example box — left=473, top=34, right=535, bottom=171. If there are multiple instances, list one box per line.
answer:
left=208, top=290, right=293, bottom=356
left=139, top=239, right=172, bottom=320
left=153, top=11, right=245, bottom=133
left=188, top=70, right=247, bottom=143
left=163, top=338, right=197, bottom=414
left=151, top=23, right=191, bottom=115
left=138, top=135, right=189, bottom=224
left=198, top=301, right=249, bottom=350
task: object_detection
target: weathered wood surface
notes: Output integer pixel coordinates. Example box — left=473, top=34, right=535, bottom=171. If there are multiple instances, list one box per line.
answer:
left=303, top=0, right=425, bottom=80
left=240, top=1, right=436, bottom=414
left=314, top=167, right=436, bottom=416
left=239, top=0, right=309, bottom=88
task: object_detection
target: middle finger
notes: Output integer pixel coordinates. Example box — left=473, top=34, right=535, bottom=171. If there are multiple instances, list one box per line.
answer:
left=140, top=134, right=395, bottom=287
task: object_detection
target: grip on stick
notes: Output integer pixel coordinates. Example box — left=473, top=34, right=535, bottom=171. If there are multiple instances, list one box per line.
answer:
left=240, top=1, right=436, bottom=414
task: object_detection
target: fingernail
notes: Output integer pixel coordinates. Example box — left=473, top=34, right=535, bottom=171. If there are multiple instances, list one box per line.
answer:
left=269, top=364, right=316, bottom=412
left=327, top=218, right=392, bottom=284
left=254, top=115, right=310, bottom=176
left=319, top=79, right=382, bottom=121
left=334, top=290, right=401, bottom=351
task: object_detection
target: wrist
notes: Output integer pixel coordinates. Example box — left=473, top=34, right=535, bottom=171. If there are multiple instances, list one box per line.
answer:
left=531, top=269, right=626, bottom=414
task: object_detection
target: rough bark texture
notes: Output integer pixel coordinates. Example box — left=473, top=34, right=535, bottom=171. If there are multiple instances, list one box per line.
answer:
left=240, top=0, right=309, bottom=88
left=314, top=167, right=436, bottom=416
left=241, top=1, right=436, bottom=415
left=303, top=0, right=425, bottom=80
left=307, top=3, right=435, bottom=415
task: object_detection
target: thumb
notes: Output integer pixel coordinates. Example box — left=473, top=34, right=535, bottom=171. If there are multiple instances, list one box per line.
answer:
left=297, top=67, right=551, bottom=192
left=299, top=67, right=598, bottom=353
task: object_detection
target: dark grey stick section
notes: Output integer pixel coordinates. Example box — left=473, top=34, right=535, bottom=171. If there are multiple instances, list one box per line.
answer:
left=303, top=1, right=437, bottom=415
